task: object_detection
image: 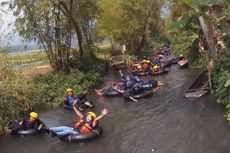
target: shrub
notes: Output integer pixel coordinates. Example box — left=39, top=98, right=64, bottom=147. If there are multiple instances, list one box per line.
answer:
left=213, top=58, right=230, bottom=123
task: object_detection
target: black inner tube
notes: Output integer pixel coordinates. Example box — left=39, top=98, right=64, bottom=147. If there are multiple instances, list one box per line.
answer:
left=104, top=90, right=121, bottom=97
left=60, top=127, right=103, bottom=143
left=17, top=129, right=38, bottom=135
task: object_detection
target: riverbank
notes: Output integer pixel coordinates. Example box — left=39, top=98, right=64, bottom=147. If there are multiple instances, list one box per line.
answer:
left=0, top=50, right=107, bottom=134
left=212, top=58, right=230, bottom=123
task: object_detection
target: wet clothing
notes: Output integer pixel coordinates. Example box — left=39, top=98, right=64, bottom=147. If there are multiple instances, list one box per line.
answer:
left=65, top=95, right=79, bottom=106
left=65, top=93, right=89, bottom=107
left=7, top=117, right=46, bottom=134
left=126, top=80, right=134, bottom=89
left=142, top=80, right=158, bottom=90
left=152, top=57, right=160, bottom=65
left=22, top=117, right=45, bottom=130
left=114, top=85, right=126, bottom=91
left=49, top=126, right=78, bottom=137
left=100, top=85, right=113, bottom=93
left=49, top=118, right=97, bottom=137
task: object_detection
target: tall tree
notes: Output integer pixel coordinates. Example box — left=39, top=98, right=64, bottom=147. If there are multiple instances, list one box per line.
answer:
left=6, top=0, right=72, bottom=74
left=98, top=0, right=164, bottom=52
left=51, top=0, right=99, bottom=58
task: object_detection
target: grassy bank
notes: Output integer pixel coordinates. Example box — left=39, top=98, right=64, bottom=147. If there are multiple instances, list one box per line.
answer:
left=8, top=50, right=48, bottom=68
left=0, top=51, right=106, bottom=134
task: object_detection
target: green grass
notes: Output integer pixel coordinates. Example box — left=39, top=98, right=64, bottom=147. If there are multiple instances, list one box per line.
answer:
left=94, top=44, right=112, bottom=60
left=8, top=50, right=48, bottom=67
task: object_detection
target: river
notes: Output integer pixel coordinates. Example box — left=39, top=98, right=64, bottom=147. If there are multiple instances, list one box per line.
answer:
left=0, top=65, right=230, bottom=153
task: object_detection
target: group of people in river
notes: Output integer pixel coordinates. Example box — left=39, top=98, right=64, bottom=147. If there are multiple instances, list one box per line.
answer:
left=131, top=42, right=172, bottom=76
left=3, top=41, right=188, bottom=143
left=4, top=88, right=109, bottom=142
left=95, top=70, right=163, bottom=102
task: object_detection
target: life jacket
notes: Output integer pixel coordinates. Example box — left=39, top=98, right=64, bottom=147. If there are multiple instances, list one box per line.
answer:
left=74, top=119, right=94, bottom=133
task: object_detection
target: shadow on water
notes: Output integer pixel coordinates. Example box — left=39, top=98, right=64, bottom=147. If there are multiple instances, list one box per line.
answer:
left=1, top=65, right=230, bottom=153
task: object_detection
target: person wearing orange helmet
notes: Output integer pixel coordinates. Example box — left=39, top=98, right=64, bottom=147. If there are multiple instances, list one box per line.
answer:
left=48, top=102, right=108, bottom=138
left=4, top=112, right=46, bottom=135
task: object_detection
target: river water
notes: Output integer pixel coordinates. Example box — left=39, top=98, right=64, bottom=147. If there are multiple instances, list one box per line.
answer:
left=1, top=65, right=230, bottom=153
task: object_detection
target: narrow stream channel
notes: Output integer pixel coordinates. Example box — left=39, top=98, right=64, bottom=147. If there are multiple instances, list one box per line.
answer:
left=1, top=65, right=230, bottom=153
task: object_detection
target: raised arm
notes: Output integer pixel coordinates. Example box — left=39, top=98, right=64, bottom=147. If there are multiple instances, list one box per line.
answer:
left=73, top=101, right=83, bottom=119
left=93, top=108, right=109, bottom=127
left=119, top=70, right=124, bottom=77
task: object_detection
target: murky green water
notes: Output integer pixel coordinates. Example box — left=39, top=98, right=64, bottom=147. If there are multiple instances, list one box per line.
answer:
left=1, top=65, right=230, bottom=153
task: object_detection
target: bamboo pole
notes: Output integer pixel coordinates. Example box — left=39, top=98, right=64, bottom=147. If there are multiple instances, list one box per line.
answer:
left=198, top=16, right=216, bottom=94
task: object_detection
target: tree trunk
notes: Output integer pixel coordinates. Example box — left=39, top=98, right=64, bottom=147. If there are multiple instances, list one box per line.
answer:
left=58, top=0, right=84, bottom=58
left=135, top=14, right=150, bottom=52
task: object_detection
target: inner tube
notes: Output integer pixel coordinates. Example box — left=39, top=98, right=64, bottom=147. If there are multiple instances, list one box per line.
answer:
left=17, top=129, right=38, bottom=135
left=132, top=71, right=148, bottom=76
left=161, top=61, right=172, bottom=67
left=149, top=69, right=169, bottom=75
left=61, top=127, right=103, bottom=143
left=123, top=91, right=153, bottom=100
left=103, top=90, right=121, bottom=97
left=132, top=92, right=153, bottom=99
left=63, top=104, right=74, bottom=110
left=63, top=99, right=94, bottom=111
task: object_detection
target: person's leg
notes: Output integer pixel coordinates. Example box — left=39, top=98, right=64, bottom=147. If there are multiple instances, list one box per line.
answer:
left=6, top=120, right=22, bottom=134
left=95, top=85, right=111, bottom=96
left=55, top=127, right=78, bottom=137
left=84, top=101, right=94, bottom=108
left=49, top=126, right=69, bottom=132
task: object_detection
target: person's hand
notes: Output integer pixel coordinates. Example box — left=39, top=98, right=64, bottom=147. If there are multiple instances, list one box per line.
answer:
left=38, top=124, right=43, bottom=130
left=82, top=90, right=88, bottom=95
left=19, top=121, right=23, bottom=125
left=119, top=70, right=122, bottom=73
left=64, top=96, right=67, bottom=100
left=101, top=108, right=109, bottom=116
left=73, top=99, right=78, bottom=106
left=158, top=81, right=163, bottom=86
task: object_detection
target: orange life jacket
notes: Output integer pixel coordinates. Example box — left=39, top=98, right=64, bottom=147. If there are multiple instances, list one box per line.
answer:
left=74, top=119, right=93, bottom=133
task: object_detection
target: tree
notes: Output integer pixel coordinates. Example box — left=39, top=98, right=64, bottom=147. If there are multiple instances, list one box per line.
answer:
left=50, top=0, right=99, bottom=58
left=170, top=0, right=230, bottom=58
left=6, top=0, right=72, bottom=74
left=98, top=0, right=164, bottom=52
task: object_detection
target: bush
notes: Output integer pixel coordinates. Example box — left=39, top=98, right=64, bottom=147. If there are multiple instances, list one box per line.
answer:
left=0, top=50, right=105, bottom=133
left=33, top=69, right=103, bottom=107
left=213, top=58, right=230, bottom=123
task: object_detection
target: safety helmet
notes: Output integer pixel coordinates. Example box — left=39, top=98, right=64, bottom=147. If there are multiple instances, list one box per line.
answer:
left=153, top=65, right=159, bottom=69
left=142, top=60, right=146, bottom=63
left=179, top=54, right=183, bottom=57
left=137, top=65, right=142, bottom=69
left=146, top=60, right=151, bottom=63
left=88, top=112, right=97, bottom=119
left=143, top=56, right=147, bottom=59
left=133, top=76, right=139, bottom=80
left=66, top=88, right=73, bottom=93
left=120, top=79, right=125, bottom=83
left=30, top=112, right=39, bottom=119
